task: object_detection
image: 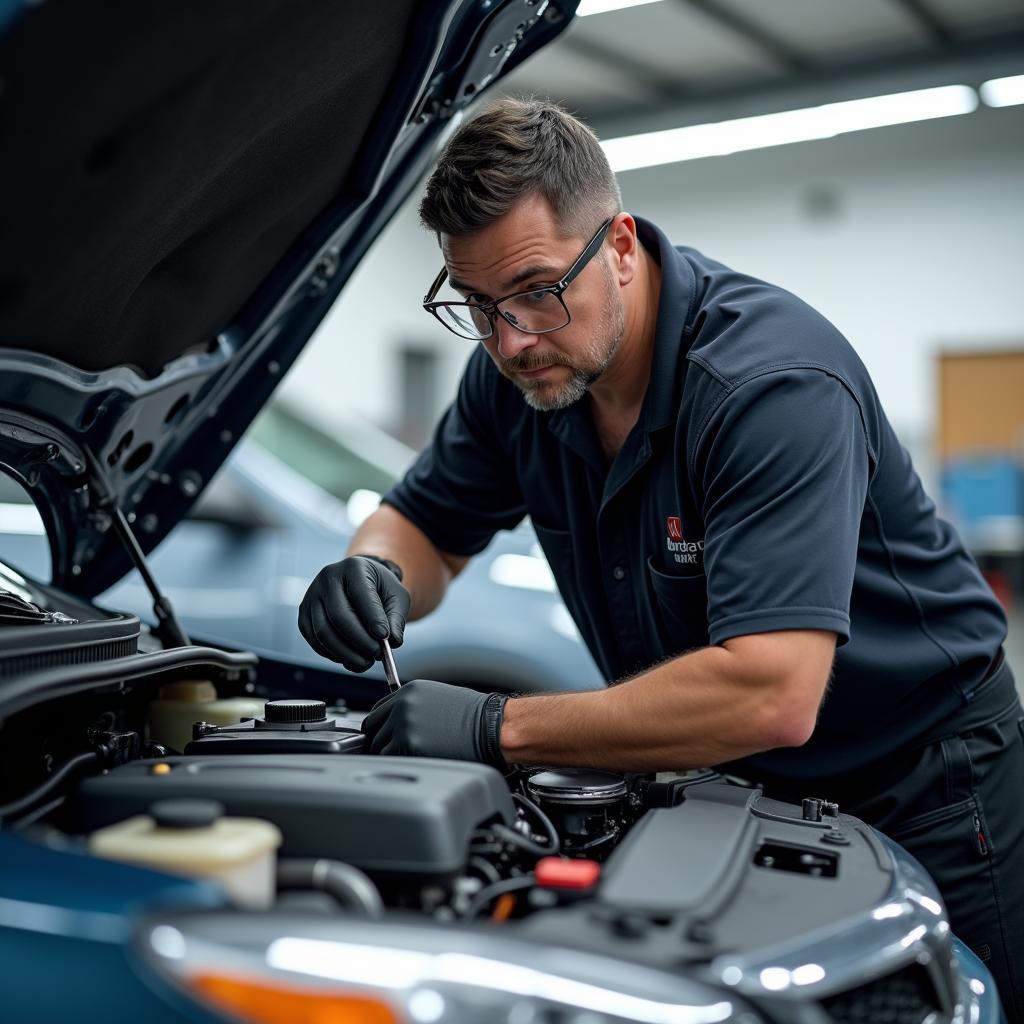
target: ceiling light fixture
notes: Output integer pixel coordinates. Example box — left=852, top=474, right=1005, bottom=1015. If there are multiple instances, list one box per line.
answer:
left=576, top=0, right=664, bottom=16
left=979, top=74, right=1024, bottom=108
left=601, top=85, right=978, bottom=172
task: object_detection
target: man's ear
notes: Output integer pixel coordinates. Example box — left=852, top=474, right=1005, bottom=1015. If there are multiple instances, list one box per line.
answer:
left=608, top=212, right=638, bottom=288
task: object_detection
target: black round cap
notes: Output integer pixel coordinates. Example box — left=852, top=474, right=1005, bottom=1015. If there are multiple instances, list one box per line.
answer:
left=150, top=799, right=224, bottom=830
left=527, top=769, right=628, bottom=801
left=264, top=699, right=327, bottom=724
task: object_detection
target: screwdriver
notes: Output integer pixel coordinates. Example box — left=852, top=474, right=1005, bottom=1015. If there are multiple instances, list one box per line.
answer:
left=380, top=637, right=402, bottom=693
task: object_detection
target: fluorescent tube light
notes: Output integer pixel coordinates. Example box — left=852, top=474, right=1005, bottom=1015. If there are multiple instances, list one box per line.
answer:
left=980, top=74, right=1024, bottom=108
left=577, top=0, right=663, bottom=16
left=602, top=85, right=978, bottom=172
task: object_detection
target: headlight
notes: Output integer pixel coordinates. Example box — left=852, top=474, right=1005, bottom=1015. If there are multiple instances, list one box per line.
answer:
left=140, top=911, right=756, bottom=1024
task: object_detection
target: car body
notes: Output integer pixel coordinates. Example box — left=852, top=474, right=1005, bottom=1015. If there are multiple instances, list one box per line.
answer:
left=0, top=2, right=1005, bottom=1023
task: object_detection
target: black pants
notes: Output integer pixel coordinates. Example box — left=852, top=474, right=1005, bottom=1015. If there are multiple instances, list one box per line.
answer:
left=837, top=656, right=1024, bottom=1023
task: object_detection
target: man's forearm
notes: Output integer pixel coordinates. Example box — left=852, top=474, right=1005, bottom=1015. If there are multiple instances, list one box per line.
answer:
left=499, top=631, right=834, bottom=771
left=347, top=504, right=466, bottom=621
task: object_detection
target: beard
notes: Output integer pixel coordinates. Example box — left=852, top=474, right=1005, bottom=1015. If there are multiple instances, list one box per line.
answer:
left=499, top=268, right=625, bottom=412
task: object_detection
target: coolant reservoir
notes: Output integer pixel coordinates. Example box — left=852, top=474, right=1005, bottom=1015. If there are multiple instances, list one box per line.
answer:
left=148, top=680, right=266, bottom=753
left=88, top=799, right=281, bottom=909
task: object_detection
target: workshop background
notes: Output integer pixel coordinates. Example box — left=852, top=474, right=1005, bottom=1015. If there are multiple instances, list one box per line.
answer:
left=270, top=0, right=1024, bottom=681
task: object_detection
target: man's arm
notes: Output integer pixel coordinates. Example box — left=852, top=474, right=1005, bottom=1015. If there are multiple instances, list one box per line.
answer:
left=348, top=503, right=470, bottom=621
left=500, top=629, right=837, bottom=771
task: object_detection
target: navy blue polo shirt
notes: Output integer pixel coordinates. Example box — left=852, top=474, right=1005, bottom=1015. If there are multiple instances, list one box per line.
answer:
left=383, top=217, right=1007, bottom=782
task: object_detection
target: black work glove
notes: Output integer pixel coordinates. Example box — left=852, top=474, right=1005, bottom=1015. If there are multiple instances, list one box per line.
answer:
left=298, top=554, right=410, bottom=672
left=361, top=679, right=510, bottom=769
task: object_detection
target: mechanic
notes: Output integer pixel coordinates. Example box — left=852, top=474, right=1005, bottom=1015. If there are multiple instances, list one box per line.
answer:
left=299, top=99, right=1023, bottom=1014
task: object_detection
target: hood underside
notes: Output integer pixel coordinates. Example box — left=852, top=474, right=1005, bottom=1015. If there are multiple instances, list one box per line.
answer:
left=0, top=0, right=572, bottom=595
left=2, top=0, right=426, bottom=377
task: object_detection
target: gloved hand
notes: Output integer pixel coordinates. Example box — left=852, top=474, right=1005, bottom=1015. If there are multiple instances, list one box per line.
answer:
left=298, top=554, right=410, bottom=672
left=361, top=679, right=511, bottom=768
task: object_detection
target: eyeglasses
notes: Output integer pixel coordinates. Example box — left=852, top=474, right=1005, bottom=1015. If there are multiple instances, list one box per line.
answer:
left=422, top=218, right=613, bottom=341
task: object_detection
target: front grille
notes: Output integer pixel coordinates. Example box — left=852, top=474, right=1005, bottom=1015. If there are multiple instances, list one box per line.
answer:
left=821, top=965, right=941, bottom=1024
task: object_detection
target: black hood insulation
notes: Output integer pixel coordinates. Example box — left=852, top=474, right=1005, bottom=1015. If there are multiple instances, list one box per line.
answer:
left=0, top=0, right=418, bottom=376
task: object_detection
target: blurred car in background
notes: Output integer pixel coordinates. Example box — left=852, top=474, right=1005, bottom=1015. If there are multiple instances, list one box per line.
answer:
left=0, top=401, right=603, bottom=694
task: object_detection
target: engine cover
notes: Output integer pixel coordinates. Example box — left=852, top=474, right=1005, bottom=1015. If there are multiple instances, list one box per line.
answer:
left=71, top=755, right=514, bottom=883
left=518, top=780, right=896, bottom=966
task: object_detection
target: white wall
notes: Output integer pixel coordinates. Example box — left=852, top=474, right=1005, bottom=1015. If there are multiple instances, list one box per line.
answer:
left=616, top=102, right=1024, bottom=443
left=279, top=100, right=1024, bottom=472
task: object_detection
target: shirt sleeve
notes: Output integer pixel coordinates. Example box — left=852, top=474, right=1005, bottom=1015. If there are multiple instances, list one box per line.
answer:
left=381, top=349, right=527, bottom=556
left=694, top=368, right=870, bottom=646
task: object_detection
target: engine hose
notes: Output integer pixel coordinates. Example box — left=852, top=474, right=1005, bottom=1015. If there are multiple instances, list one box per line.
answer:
left=0, top=751, right=101, bottom=825
left=492, top=822, right=558, bottom=858
left=467, top=854, right=502, bottom=886
left=276, top=858, right=384, bottom=918
left=511, top=793, right=560, bottom=855
left=464, top=875, right=536, bottom=919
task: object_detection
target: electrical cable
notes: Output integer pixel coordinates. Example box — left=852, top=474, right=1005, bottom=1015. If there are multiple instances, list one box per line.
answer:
left=467, top=854, right=502, bottom=886
left=0, top=751, right=100, bottom=824
left=570, top=830, right=618, bottom=855
left=464, top=875, right=536, bottom=919
left=8, top=795, right=65, bottom=831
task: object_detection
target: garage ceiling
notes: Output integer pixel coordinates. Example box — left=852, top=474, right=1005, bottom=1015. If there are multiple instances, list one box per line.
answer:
left=499, top=0, right=1024, bottom=130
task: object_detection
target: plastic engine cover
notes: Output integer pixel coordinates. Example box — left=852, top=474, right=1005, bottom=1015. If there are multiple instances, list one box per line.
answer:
left=72, top=755, right=515, bottom=882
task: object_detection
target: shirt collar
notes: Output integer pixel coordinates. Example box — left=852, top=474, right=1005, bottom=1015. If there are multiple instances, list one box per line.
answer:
left=634, top=215, right=696, bottom=433
left=546, top=216, right=695, bottom=449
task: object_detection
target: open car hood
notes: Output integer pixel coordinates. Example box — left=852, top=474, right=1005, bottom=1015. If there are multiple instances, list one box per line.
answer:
left=0, top=0, right=573, bottom=596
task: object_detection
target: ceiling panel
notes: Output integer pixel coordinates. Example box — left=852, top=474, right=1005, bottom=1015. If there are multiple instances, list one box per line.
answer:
left=574, top=3, right=785, bottom=81
left=713, top=0, right=931, bottom=60
left=500, top=36, right=655, bottom=113
left=924, top=0, right=1024, bottom=36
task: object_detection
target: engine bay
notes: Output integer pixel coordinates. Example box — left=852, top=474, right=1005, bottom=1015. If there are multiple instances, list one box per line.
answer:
left=0, top=639, right=896, bottom=964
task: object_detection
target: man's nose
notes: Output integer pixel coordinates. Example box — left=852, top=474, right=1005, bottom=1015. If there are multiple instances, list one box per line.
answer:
left=493, top=314, right=537, bottom=360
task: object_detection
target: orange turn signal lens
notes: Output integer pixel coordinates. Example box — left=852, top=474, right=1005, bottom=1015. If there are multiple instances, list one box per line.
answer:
left=190, top=974, right=400, bottom=1024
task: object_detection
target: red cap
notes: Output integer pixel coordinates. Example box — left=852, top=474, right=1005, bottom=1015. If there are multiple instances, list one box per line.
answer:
left=534, top=856, right=601, bottom=890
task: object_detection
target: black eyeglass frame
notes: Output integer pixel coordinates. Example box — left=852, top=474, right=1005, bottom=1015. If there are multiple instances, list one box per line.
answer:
left=422, top=218, right=614, bottom=341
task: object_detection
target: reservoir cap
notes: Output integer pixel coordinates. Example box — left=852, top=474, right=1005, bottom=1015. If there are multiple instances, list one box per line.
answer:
left=264, top=699, right=327, bottom=724
left=151, top=799, right=224, bottom=830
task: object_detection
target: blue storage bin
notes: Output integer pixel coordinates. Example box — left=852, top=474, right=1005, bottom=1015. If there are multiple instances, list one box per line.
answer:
left=941, top=455, right=1024, bottom=526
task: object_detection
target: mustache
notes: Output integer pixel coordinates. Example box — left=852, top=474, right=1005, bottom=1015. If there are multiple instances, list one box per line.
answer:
left=501, top=351, right=574, bottom=374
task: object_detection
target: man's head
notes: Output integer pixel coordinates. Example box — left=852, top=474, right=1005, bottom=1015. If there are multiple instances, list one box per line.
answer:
left=420, top=99, right=638, bottom=412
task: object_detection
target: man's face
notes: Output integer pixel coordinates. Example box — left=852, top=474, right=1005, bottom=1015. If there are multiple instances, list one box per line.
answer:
left=442, top=196, right=625, bottom=411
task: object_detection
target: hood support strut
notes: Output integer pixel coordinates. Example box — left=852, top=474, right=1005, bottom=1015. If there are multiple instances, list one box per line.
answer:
left=83, top=448, right=190, bottom=649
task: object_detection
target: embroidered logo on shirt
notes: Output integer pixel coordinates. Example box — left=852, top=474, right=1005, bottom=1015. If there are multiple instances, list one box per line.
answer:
left=666, top=515, right=704, bottom=566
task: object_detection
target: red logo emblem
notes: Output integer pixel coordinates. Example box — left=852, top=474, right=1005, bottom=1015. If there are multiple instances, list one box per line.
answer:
left=666, top=516, right=683, bottom=541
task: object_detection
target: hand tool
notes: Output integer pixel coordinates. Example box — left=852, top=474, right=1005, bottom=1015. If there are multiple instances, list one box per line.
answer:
left=380, top=637, right=402, bottom=693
